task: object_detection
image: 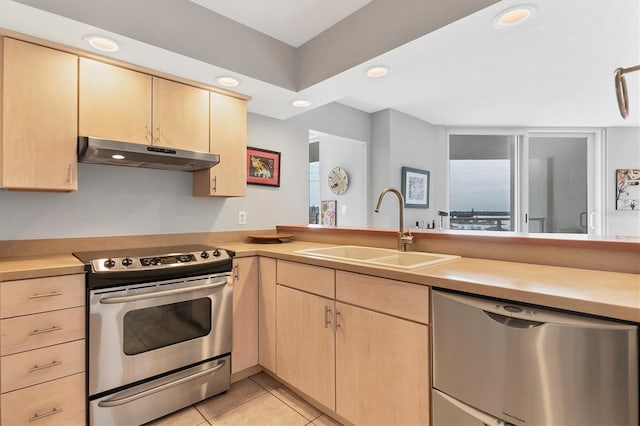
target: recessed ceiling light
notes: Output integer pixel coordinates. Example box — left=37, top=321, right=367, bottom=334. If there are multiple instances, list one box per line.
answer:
left=216, top=76, right=240, bottom=87
left=111, top=154, right=125, bottom=160
left=494, top=5, right=536, bottom=28
left=291, top=100, right=311, bottom=108
left=84, top=35, right=119, bottom=52
left=366, top=66, right=390, bottom=78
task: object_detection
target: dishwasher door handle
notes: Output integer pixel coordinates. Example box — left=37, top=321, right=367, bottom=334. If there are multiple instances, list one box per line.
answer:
left=484, top=311, right=544, bottom=329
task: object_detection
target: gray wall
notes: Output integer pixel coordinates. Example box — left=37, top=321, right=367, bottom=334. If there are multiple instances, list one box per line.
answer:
left=606, top=127, right=640, bottom=236
left=370, top=109, right=445, bottom=230
left=0, top=103, right=370, bottom=240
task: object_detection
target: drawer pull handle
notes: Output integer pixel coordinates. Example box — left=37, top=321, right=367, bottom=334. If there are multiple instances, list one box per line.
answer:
left=29, top=360, right=62, bottom=373
left=29, top=326, right=62, bottom=336
left=28, top=291, right=62, bottom=299
left=29, top=408, right=62, bottom=422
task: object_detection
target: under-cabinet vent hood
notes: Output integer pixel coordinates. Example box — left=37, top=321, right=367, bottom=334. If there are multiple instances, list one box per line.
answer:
left=77, top=136, right=219, bottom=172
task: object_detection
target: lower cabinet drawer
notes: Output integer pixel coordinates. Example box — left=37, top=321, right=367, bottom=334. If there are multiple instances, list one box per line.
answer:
left=1, top=306, right=85, bottom=356
left=1, top=373, right=85, bottom=426
left=0, top=274, right=84, bottom=318
left=1, top=340, right=85, bottom=393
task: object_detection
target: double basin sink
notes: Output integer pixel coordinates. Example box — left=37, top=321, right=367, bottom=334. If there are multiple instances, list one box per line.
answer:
left=296, top=245, right=459, bottom=270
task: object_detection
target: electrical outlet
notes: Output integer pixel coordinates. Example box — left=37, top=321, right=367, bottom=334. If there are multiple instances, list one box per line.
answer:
left=238, top=211, right=247, bottom=225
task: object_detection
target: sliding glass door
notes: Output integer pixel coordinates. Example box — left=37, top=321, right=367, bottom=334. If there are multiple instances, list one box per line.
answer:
left=448, top=130, right=603, bottom=235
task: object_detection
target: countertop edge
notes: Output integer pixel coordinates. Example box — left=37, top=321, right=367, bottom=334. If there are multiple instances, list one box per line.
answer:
left=2, top=244, right=638, bottom=323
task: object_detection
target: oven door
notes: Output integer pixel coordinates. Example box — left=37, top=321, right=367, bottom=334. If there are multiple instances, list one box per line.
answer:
left=88, top=272, right=232, bottom=396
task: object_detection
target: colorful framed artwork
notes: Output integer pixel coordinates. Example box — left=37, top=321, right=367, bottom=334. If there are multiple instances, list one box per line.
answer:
left=401, top=166, right=430, bottom=208
left=247, top=147, right=281, bottom=187
left=320, top=200, right=337, bottom=226
left=616, top=169, right=640, bottom=210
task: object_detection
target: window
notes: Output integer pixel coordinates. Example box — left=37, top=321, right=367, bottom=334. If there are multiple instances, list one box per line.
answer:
left=448, top=131, right=602, bottom=234
left=449, top=134, right=517, bottom=231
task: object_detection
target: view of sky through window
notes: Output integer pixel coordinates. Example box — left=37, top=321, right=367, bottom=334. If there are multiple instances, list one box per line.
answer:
left=450, top=159, right=510, bottom=212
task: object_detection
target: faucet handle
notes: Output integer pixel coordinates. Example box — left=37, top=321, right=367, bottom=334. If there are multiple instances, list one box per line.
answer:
left=401, top=234, right=414, bottom=244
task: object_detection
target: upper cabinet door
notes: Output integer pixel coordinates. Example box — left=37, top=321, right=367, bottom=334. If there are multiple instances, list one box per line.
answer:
left=211, top=93, right=247, bottom=196
left=1, top=38, right=78, bottom=191
left=79, top=58, right=152, bottom=145
left=152, top=77, right=209, bottom=152
left=192, top=93, right=247, bottom=197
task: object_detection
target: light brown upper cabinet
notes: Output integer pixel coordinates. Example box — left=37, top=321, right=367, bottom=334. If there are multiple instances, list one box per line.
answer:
left=0, top=38, right=78, bottom=192
left=152, top=77, right=209, bottom=152
left=79, top=58, right=152, bottom=145
left=79, top=58, right=209, bottom=153
left=193, top=92, right=247, bottom=197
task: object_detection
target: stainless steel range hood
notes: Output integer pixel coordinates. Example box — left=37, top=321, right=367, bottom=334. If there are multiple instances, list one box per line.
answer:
left=77, top=137, right=219, bottom=172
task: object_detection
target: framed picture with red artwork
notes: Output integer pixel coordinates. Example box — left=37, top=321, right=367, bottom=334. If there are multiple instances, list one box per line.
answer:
left=247, top=147, right=281, bottom=187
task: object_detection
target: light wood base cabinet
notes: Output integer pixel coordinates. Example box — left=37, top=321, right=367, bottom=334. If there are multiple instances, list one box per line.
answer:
left=274, top=260, right=430, bottom=425
left=335, top=302, right=429, bottom=425
left=0, top=274, right=85, bottom=426
left=258, top=257, right=277, bottom=371
left=276, top=285, right=336, bottom=411
left=232, top=257, right=259, bottom=374
left=1, top=37, right=77, bottom=191
left=1, top=373, right=85, bottom=426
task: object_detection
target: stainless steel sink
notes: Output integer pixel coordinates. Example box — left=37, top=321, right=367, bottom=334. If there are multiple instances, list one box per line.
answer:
left=296, top=245, right=459, bottom=270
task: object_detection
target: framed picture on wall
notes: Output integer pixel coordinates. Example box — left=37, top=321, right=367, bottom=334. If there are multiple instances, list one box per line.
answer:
left=247, top=147, right=281, bottom=187
left=401, top=167, right=430, bottom=208
left=320, top=200, right=337, bottom=226
left=616, top=168, right=640, bottom=210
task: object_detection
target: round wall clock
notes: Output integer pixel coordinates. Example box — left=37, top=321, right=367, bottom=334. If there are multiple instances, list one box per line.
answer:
left=328, top=166, right=349, bottom=195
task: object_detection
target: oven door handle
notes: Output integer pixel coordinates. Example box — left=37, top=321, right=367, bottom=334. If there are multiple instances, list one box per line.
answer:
left=99, top=278, right=228, bottom=304
left=97, top=360, right=226, bottom=408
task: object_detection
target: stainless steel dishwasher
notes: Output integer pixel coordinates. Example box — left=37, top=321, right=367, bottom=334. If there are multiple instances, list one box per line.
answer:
left=432, top=289, right=638, bottom=426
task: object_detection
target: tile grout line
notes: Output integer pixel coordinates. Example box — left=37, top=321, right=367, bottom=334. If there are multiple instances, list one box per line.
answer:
left=265, top=385, right=324, bottom=423
left=194, top=386, right=269, bottom=423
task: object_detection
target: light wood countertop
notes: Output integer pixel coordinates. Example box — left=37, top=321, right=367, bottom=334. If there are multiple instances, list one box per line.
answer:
left=1, top=241, right=638, bottom=323
left=223, top=241, right=640, bottom=323
left=0, top=254, right=85, bottom=281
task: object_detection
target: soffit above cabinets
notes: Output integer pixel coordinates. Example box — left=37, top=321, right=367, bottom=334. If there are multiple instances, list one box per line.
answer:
left=3, top=0, right=639, bottom=127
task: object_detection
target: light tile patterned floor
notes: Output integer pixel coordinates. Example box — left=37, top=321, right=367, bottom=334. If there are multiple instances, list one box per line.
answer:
left=146, top=372, right=342, bottom=426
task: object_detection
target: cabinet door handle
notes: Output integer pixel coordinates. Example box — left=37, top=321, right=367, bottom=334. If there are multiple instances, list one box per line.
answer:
left=233, top=263, right=240, bottom=280
left=212, top=176, right=217, bottom=193
left=324, top=305, right=332, bottom=328
left=29, top=408, right=63, bottom=423
left=67, top=163, right=73, bottom=184
left=335, top=310, right=342, bottom=329
left=28, top=291, right=62, bottom=299
left=29, top=325, right=62, bottom=336
left=155, top=127, right=161, bottom=144
left=29, top=360, right=62, bottom=372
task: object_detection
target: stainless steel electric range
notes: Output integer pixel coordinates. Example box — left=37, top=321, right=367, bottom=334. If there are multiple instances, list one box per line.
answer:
left=73, top=245, right=235, bottom=426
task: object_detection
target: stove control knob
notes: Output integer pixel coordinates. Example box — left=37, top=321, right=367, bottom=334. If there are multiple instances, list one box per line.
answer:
left=104, top=258, right=116, bottom=268
left=213, top=249, right=221, bottom=257
left=122, top=257, right=134, bottom=267
left=200, top=250, right=210, bottom=259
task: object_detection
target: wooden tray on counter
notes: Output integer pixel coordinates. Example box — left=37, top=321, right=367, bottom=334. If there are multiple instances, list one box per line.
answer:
left=247, top=233, right=295, bottom=243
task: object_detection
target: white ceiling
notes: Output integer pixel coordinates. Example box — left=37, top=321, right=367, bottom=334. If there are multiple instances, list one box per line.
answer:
left=1, top=0, right=639, bottom=127
left=189, top=0, right=372, bottom=47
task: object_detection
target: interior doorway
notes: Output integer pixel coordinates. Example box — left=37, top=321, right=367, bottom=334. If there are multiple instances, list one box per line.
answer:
left=308, top=130, right=367, bottom=227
